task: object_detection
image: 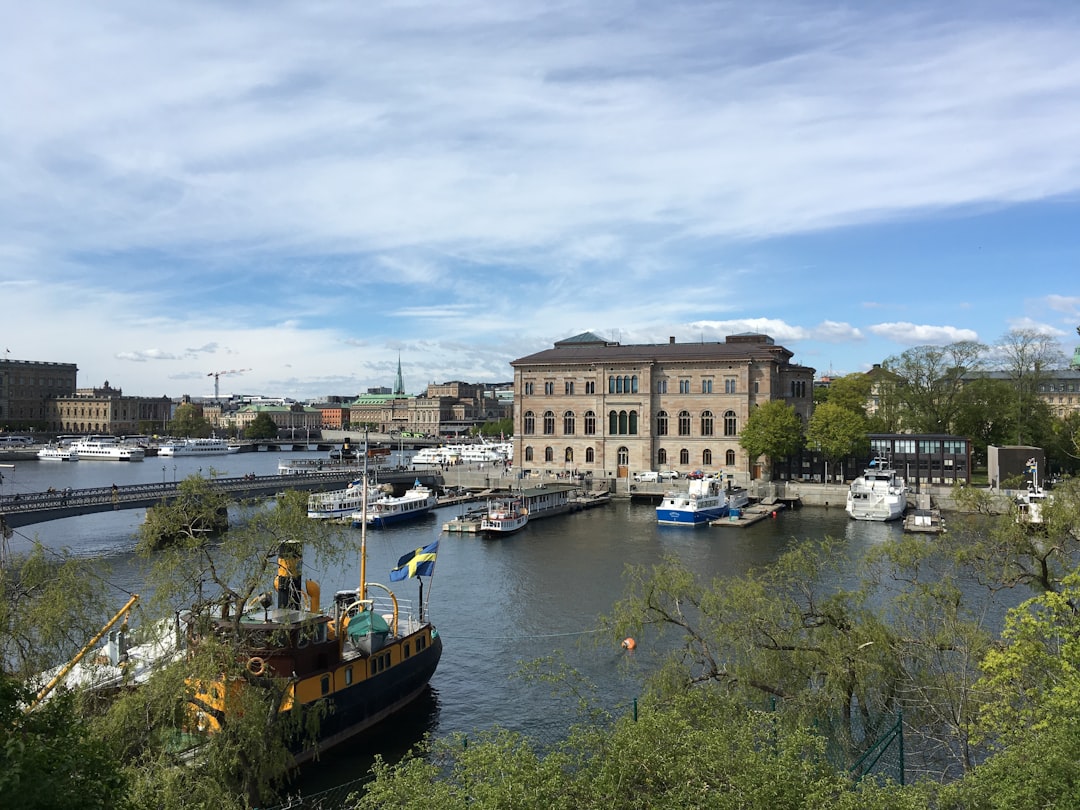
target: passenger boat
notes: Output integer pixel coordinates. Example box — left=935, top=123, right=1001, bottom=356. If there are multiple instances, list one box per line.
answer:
left=656, top=477, right=750, bottom=526
left=37, top=444, right=79, bottom=461
left=480, top=496, right=529, bottom=536
left=69, top=436, right=145, bottom=462
left=352, top=480, right=438, bottom=528
left=846, top=458, right=907, bottom=521
left=158, top=437, right=240, bottom=457
left=307, top=478, right=381, bottom=520
left=411, top=446, right=462, bottom=468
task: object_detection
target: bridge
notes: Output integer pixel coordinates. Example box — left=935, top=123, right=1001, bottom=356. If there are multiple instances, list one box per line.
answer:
left=0, top=470, right=444, bottom=530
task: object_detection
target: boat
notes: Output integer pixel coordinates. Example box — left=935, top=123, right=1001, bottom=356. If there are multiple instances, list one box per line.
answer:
left=1016, top=459, right=1049, bottom=527
left=846, top=458, right=907, bottom=521
left=480, top=496, right=529, bottom=536
left=37, top=444, right=79, bottom=461
left=188, top=445, right=442, bottom=764
left=158, top=437, right=241, bottom=457
left=352, top=480, right=438, bottom=528
left=411, top=446, right=462, bottom=468
left=69, top=436, right=145, bottom=462
left=655, top=477, right=750, bottom=526
left=307, top=478, right=382, bottom=520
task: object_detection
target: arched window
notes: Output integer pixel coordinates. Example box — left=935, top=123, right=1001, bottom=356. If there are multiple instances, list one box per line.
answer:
left=629, top=411, right=638, bottom=434
left=563, top=411, right=575, bottom=435
left=615, top=376, right=623, bottom=393
left=631, top=375, right=638, bottom=393
left=524, top=411, right=535, bottom=435
left=584, top=411, right=596, bottom=435
left=678, top=410, right=691, bottom=436
left=724, top=410, right=737, bottom=436
left=565, top=447, right=573, bottom=462
left=585, top=447, right=595, bottom=463
left=701, top=410, right=714, bottom=436
left=608, top=376, right=616, bottom=394
left=609, top=410, right=618, bottom=434
left=680, top=448, right=690, bottom=465
left=726, top=449, right=736, bottom=466
left=545, top=446, right=554, bottom=462
left=617, top=446, right=629, bottom=467
left=618, top=410, right=628, bottom=434
left=656, top=410, right=668, bottom=436
left=658, top=448, right=668, bottom=465
left=543, top=411, right=555, bottom=435
left=525, top=446, right=534, bottom=462
left=703, top=449, right=712, bottom=466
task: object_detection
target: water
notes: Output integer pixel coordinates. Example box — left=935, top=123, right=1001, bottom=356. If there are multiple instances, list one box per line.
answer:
left=1, top=451, right=909, bottom=792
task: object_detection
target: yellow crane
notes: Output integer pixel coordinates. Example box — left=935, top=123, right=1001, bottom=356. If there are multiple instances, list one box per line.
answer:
left=207, top=368, right=251, bottom=400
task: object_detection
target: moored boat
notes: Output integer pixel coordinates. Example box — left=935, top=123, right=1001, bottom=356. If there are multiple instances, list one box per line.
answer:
left=1016, top=458, right=1049, bottom=527
left=480, top=497, right=529, bottom=536
left=846, top=458, right=907, bottom=521
left=307, top=478, right=381, bottom=519
left=656, top=477, right=750, bottom=526
left=70, top=436, right=145, bottom=462
left=158, top=438, right=240, bottom=457
left=352, top=480, right=438, bottom=528
left=37, top=444, right=79, bottom=462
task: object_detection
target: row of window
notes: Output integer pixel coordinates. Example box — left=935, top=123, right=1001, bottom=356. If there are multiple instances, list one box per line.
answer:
left=524, top=375, right=752, bottom=395
left=521, top=445, right=739, bottom=467
left=871, top=439, right=969, bottom=455
left=522, top=409, right=739, bottom=437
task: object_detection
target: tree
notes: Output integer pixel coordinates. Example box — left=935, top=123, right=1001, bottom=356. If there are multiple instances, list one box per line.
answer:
left=138, top=474, right=230, bottom=551
left=994, top=328, right=1066, bottom=445
left=167, top=402, right=211, bottom=438
left=883, top=342, right=986, bottom=433
left=951, top=377, right=1017, bottom=467
left=244, top=412, right=279, bottom=439
left=825, top=374, right=873, bottom=419
left=805, top=402, right=869, bottom=482
left=738, top=400, right=804, bottom=478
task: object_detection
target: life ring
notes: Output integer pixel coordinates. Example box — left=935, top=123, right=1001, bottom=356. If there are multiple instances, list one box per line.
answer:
left=247, top=657, right=266, bottom=676
left=621, top=638, right=637, bottom=650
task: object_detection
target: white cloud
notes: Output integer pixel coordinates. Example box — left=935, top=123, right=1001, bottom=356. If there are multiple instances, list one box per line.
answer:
left=867, top=323, right=981, bottom=345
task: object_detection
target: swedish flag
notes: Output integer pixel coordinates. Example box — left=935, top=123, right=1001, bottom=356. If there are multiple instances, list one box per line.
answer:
left=389, top=540, right=439, bottom=581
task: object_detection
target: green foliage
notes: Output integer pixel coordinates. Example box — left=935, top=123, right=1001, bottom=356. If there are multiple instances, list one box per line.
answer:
left=167, top=402, right=212, bottom=438
left=477, top=417, right=513, bottom=438
left=951, top=377, right=1017, bottom=466
left=138, top=474, right=230, bottom=552
left=739, top=400, right=804, bottom=472
left=1, top=673, right=129, bottom=810
left=805, top=402, right=869, bottom=465
left=882, top=341, right=985, bottom=433
left=244, top=412, right=279, bottom=439
left=825, top=373, right=873, bottom=418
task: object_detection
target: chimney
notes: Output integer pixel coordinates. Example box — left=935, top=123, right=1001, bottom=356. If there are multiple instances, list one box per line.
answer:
left=669, top=336, right=675, bottom=344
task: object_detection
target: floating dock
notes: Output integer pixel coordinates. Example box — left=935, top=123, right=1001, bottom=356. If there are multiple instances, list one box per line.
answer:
left=709, top=501, right=785, bottom=528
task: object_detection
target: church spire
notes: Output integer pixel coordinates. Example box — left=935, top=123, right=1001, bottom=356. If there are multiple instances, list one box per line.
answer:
left=394, top=353, right=405, bottom=395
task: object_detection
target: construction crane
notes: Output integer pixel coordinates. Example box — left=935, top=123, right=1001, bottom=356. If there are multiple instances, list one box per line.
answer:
left=208, top=368, right=251, bottom=400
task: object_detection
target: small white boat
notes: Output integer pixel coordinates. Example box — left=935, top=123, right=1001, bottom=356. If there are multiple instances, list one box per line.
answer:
left=846, top=458, right=907, bottom=521
left=37, top=444, right=79, bottom=462
left=69, top=436, right=145, bottom=462
left=480, top=497, right=529, bottom=536
left=1016, top=462, right=1049, bottom=527
left=352, top=481, right=438, bottom=528
left=158, top=438, right=239, bottom=457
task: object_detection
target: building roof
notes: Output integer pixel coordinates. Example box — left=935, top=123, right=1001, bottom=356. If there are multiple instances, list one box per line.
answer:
left=512, top=333, right=811, bottom=372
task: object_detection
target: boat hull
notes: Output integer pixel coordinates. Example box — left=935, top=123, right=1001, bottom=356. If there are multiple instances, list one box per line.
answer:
left=357, top=506, right=436, bottom=528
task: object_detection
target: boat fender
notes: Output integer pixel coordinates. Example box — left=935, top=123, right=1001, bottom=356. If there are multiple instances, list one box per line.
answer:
left=621, top=638, right=636, bottom=651
left=247, top=657, right=266, bottom=676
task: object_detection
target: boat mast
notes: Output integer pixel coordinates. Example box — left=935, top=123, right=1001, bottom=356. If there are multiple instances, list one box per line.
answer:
left=359, top=428, right=368, bottom=600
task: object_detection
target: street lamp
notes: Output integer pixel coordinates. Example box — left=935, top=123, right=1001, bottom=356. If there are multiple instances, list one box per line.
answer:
left=162, top=465, right=166, bottom=484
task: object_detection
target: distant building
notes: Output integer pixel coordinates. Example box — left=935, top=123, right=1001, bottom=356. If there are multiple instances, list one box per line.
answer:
left=348, top=380, right=511, bottom=436
left=0, top=357, right=79, bottom=431
left=52, top=381, right=171, bottom=436
left=772, top=433, right=973, bottom=486
left=510, top=332, right=815, bottom=479
left=228, top=403, right=321, bottom=435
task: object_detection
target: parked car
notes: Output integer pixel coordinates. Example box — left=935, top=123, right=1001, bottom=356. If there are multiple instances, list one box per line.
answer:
left=686, top=470, right=705, bottom=479
left=632, top=471, right=659, bottom=482
left=658, top=470, right=680, bottom=480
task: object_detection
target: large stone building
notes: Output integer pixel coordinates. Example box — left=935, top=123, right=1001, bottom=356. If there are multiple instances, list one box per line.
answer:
left=348, top=381, right=511, bottom=436
left=510, top=332, right=815, bottom=479
left=52, top=381, right=172, bottom=436
left=0, top=358, right=79, bottom=431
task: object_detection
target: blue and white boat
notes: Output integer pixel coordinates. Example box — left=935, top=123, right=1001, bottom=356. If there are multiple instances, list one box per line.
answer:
left=656, top=477, right=750, bottom=526
left=307, top=478, right=380, bottom=520
left=352, top=480, right=438, bottom=528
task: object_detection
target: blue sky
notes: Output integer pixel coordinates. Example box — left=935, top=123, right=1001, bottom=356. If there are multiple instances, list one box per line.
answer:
left=2, top=0, right=1078, bottom=400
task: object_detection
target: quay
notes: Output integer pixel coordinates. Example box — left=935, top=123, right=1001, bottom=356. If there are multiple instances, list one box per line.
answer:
left=709, top=501, right=786, bottom=528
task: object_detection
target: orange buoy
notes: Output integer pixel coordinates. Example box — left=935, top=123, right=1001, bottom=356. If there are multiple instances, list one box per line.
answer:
left=621, top=637, right=637, bottom=650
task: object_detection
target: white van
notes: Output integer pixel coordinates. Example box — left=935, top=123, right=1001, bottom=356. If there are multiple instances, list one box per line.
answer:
left=633, top=470, right=659, bottom=482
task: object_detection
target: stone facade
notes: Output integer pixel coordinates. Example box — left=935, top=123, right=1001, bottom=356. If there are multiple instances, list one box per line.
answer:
left=348, top=382, right=511, bottom=436
left=52, top=381, right=171, bottom=436
left=0, top=358, right=78, bottom=430
left=510, top=332, right=815, bottom=479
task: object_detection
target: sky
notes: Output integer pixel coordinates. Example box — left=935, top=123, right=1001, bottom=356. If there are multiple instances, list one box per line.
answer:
left=2, top=1, right=1079, bottom=402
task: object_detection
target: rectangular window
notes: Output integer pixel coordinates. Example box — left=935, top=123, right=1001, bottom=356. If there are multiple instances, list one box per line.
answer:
left=702, top=380, right=712, bottom=394
left=565, top=381, right=574, bottom=395
left=724, top=377, right=736, bottom=394
left=657, top=380, right=667, bottom=394
left=679, top=379, right=690, bottom=394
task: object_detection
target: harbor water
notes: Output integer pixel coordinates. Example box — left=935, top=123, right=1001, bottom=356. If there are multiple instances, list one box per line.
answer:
left=1, top=451, right=914, bottom=791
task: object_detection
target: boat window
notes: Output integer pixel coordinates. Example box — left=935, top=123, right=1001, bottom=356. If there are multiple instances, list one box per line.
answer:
left=404, top=642, right=411, bottom=659
left=345, top=666, right=353, bottom=685
left=321, top=675, right=331, bottom=696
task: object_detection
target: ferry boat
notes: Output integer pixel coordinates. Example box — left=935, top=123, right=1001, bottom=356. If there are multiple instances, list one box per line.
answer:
left=411, top=446, right=462, bottom=468
left=352, top=480, right=438, bottom=528
left=655, top=477, right=750, bottom=526
left=37, top=444, right=79, bottom=462
left=480, top=497, right=529, bottom=536
left=846, top=458, right=907, bottom=521
left=158, top=437, right=240, bottom=457
left=69, top=436, right=145, bottom=462
left=307, top=478, right=381, bottom=519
